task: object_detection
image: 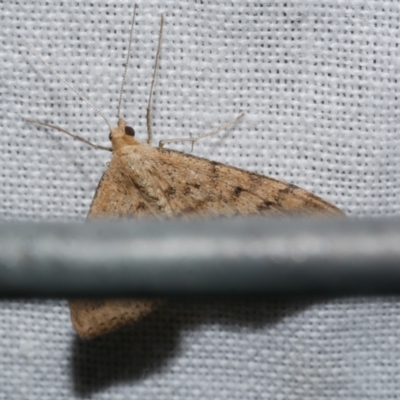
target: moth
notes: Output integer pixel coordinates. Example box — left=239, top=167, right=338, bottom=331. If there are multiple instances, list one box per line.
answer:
left=27, top=7, right=344, bottom=339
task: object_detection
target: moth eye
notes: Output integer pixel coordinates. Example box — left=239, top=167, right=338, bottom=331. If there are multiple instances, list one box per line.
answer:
left=109, top=132, right=112, bottom=141
left=125, top=126, right=135, bottom=137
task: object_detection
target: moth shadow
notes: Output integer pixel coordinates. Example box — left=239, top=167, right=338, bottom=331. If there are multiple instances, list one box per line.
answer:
left=71, top=305, right=176, bottom=397
left=71, top=297, right=316, bottom=396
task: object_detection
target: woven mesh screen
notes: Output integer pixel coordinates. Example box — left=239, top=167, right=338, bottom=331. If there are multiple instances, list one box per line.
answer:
left=1, top=1, right=400, bottom=398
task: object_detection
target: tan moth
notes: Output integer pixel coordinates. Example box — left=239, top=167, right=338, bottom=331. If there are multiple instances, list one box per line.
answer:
left=26, top=6, right=344, bottom=339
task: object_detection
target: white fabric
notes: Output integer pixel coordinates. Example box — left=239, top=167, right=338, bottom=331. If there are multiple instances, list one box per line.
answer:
left=1, top=1, right=400, bottom=398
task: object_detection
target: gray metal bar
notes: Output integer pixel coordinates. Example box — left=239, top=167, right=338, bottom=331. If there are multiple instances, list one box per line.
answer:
left=0, top=217, right=399, bottom=297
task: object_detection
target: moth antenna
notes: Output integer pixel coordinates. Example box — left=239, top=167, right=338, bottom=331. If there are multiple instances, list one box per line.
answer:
left=117, top=3, right=137, bottom=122
left=159, top=112, right=246, bottom=150
left=25, top=119, right=112, bottom=151
left=146, top=13, right=164, bottom=146
left=24, top=44, right=113, bottom=132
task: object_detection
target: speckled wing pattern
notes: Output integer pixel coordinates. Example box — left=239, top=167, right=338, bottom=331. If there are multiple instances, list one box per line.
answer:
left=69, top=145, right=343, bottom=339
left=90, top=145, right=343, bottom=219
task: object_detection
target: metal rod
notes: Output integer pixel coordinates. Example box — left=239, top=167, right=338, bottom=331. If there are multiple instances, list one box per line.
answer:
left=0, top=217, right=399, bottom=297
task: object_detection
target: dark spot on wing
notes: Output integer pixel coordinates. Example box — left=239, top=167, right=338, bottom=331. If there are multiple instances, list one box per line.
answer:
left=182, top=183, right=201, bottom=196
left=257, top=200, right=275, bottom=212
left=233, top=186, right=243, bottom=196
left=136, top=202, right=147, bottom=211
left=165, top=187, right=176, bottom=197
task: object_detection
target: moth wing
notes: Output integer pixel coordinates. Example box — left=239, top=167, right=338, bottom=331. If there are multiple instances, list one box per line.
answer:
left=69, top=160, right=160, bottom=339
left=70, top=144, right=343, bottom=339
left=120, top=145, right=344, bottom=218
left=68, top=298, right=157, bottom=339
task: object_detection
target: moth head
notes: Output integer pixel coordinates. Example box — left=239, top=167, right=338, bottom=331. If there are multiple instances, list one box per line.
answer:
left=109, top=119, right=140, bottom=150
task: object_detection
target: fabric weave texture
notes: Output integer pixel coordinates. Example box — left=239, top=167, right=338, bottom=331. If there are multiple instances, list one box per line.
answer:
left=1, top=1, right=400, bottom=398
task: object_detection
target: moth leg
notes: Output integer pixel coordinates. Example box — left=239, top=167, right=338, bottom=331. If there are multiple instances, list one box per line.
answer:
left=159, top=112, right=245, bottom=151
left=25, top=119, right=112, bottom=151
left=146, top=14, right=165, bottom=146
